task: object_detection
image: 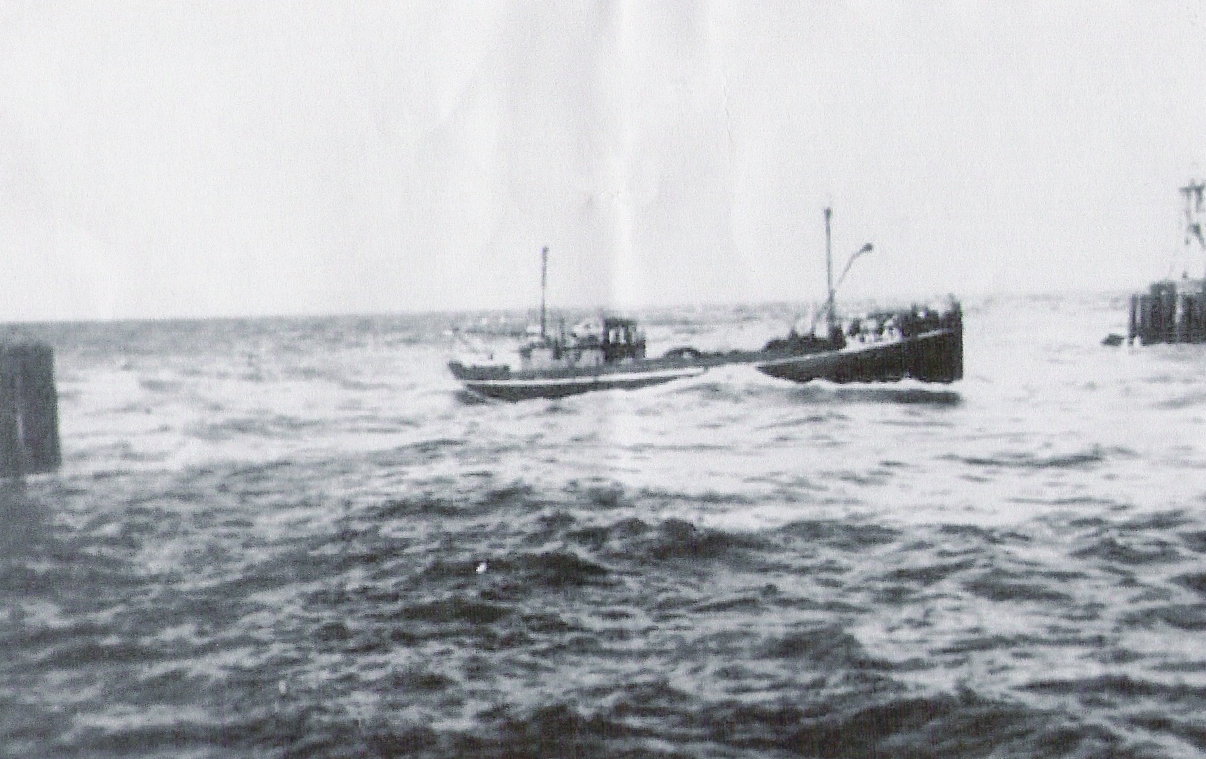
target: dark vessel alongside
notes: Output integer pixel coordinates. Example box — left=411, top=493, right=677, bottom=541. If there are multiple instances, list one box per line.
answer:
left=751, top=207, right=962, bottom=385
left=756, top=306, right=962, bottom=385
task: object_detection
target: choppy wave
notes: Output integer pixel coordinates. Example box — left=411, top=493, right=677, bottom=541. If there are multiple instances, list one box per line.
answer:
left=3, top=294, right=1206, bottom=757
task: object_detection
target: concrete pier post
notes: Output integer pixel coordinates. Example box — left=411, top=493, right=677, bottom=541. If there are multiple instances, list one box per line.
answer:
left=0, top=342, right=61, bottom=477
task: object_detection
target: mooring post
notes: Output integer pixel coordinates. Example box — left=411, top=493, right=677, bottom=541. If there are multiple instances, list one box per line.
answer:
left=1128, top=294, right=1137, bottom=344
left=0, top=341, right=61, bottom=478
left=1175, top=292, right=1187, bottom=342
left=0, top=349, right=22, bottom=478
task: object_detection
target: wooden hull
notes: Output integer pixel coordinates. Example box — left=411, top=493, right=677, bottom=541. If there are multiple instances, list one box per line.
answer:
left=449, top=362, right=706, bottom=401
left=754, top=327, right=963, bottom=385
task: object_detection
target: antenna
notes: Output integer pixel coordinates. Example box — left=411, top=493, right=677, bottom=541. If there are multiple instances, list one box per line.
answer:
left=824, top=207, right=834, bottom=325
left=539, top=246, right=549, bottom=339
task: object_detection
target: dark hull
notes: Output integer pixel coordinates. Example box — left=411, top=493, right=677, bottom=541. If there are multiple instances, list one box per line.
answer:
left=755, top=327, right=963, bottom=384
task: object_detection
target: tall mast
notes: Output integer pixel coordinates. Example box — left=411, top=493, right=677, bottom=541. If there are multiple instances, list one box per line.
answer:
left=824, top=207, right=834, bottom=322
left=1181, top=180, right=1206, bottom=278
left=540, top=246, right=548, bottom=339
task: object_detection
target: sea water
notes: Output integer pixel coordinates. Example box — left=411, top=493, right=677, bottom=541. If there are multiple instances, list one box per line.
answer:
left=2, top=292, right=1204, bottom=758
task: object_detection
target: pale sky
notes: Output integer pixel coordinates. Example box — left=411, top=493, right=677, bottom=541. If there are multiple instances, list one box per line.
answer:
left=2, top=1, right=1204, bottom=321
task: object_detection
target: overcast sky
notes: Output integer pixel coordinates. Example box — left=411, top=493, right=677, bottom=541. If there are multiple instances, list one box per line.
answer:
left=2, top=1, right=1205, bottom=320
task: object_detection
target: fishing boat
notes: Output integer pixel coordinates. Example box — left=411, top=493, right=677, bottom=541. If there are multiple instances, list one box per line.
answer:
left=448, top=317, right=711, bottom=401
left=752, top=208, right=962, bottom=384
left=448, top=248, right=709, bottom=401
left=754, top=305, right=963, bottom=384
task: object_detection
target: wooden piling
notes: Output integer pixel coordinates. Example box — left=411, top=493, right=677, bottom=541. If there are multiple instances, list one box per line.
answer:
left=1128, top=280, right=1206, bottom=345
left=0, top=342, right=61, bottom=477
left=1127, top=294, right=1137, bottom=344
